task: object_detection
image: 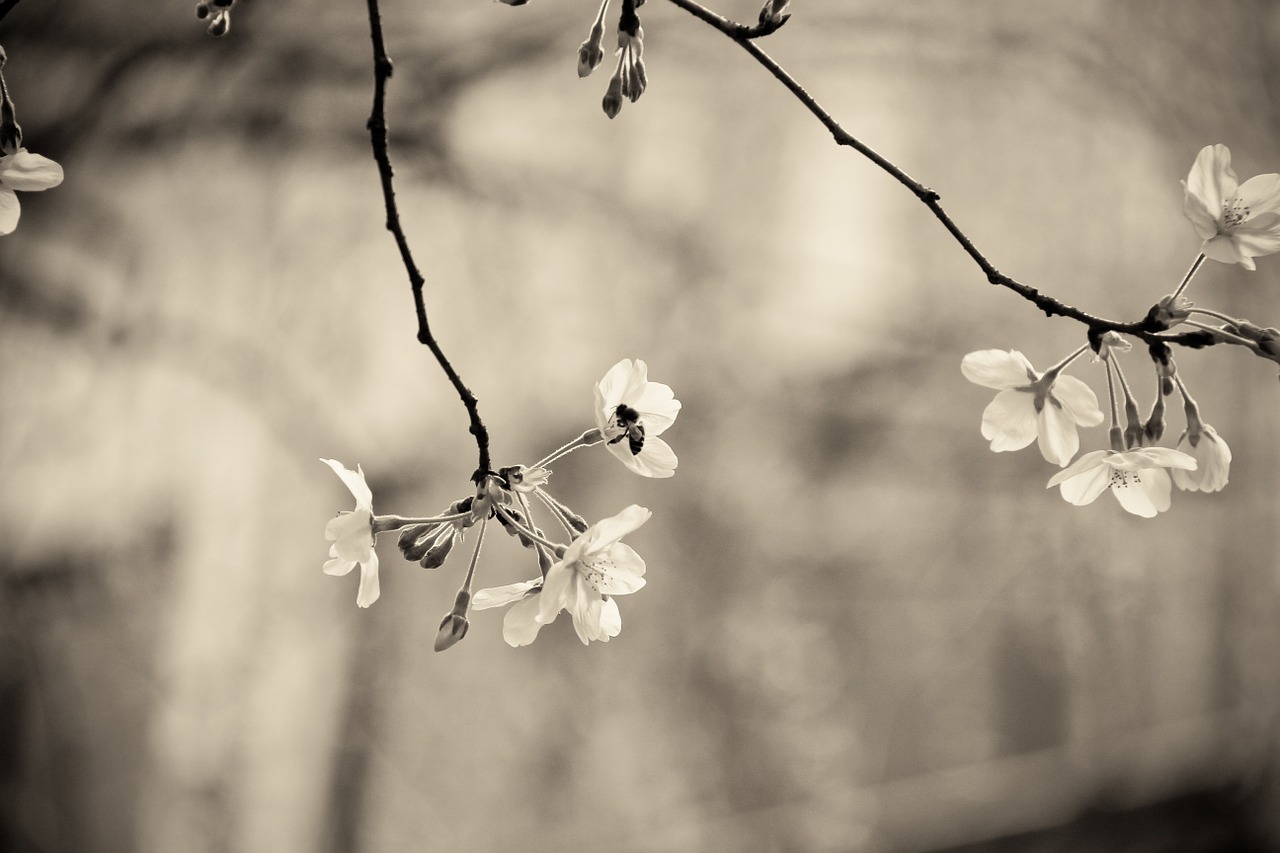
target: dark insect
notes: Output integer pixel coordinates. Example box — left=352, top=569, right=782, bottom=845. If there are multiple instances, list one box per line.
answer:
left=609, top=404, right=646, bottom=456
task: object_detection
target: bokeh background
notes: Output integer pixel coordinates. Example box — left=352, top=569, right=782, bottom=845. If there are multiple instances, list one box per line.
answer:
left=3, top=1, right=1280, bottom=851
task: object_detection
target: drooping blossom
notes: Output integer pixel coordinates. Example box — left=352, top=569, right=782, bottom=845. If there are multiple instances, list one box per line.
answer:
left=0, top=148, right=63, bottom=236
left=594, top=358, right=680, bottom=477
left=1046, top=447, right=1197, bottom=518
left=473, top=505, right=650, bottom=646
left=321, top=458, right=380, bottom=607
left=961, top=349, right=1103, bottom=467
left=1172, top=423, right=1231, bottom=493
left=1182, top=144, right=1280, bottom=271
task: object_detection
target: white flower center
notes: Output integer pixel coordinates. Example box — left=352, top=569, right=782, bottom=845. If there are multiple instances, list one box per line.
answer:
left=577, top=556, right=614, bottom=591
left=1223, top=197, right=1250, bottom=229
left=1110, top=468, right=1142, bottom=490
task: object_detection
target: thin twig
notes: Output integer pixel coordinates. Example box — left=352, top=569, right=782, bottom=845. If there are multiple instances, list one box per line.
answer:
left=365, top=0, right=491, bottom=479
left=663, top=0, right=1223, bottom=351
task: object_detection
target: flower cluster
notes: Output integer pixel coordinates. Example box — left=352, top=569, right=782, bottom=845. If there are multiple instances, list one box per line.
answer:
left=960, top=144, right=1276, bottom=516
left=320, top=358, right=680, bottom=649
left=574, top=0, right=648, bottom=119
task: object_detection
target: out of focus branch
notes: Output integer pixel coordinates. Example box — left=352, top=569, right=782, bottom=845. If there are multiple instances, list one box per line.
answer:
left=0, top=0, right=20, bottom=27
left=364, top=0, right=491, bottom=480
left=663, top=0, right=1221, bottom=353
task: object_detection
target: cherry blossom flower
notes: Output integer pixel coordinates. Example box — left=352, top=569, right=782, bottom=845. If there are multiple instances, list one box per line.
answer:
left=1046, top=447, right=1197, bottom=518
left=1172, top=423, right=1231, bottom=493
left=0, top=147, right=63, bottom=236
left=473, top=505, right=650, bottom=646
left=321, top=458, right=380, bottom=607
left=961, top=349, right=1103, bottom=467
left=1182, top=144, right=1280, bottom=271
left=594, top=358, right=680, bottom=478
left=538, top=504, right=649, bottom=644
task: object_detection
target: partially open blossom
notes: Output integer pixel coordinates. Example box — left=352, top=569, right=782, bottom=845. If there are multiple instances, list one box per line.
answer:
left=1046, top=447, right=1197, bottom=518
left=0, top=147, right=63, bottom=236
left=321, top=458, right=380, bottom=607
left=594, top=358, right=680, bottom=477
left=1172, top=422, right=1231, bottom=493
left=1183, top=144, right=1280, bottom=271
left=961, top=349, right=1103, bottom=467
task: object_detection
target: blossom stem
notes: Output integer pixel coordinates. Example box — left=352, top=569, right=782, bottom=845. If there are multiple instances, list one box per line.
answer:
left=1043, top=343, right=1091, bottom=379
left=1170, top=253, right=1207, bottom=301
left=458, top=516, right=488, bottom=595
left=1172, top=374, right=1204, bottom=432
left=364, top=0, right=491, bottom=480
left=532, top=488, right=582, bottom=537
left=661, top=0, right=1221, bottom=352
left=373, top=511, right=471, bottom=533
left=1187, top=307, right=1241, bottom=325
left=1103, top=359, right=1124, bottom=452
left=534, top=429, right=603, bottom=469
left=494, top=505, right=564, bottom=551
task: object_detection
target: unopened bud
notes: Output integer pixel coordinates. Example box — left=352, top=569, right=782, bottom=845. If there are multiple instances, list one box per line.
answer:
left=195, top=2, right=211, bottom=18
left=420, top=530, right=457, bottom=569
left=398, top=523, right=440, bottom=561
left=208, top=11, right=230, bottom=36
left=434, top=591, right=471, bottom=652
left=758, top=0, right=791, bottom=27
left=602, top=69, right=624, bottom=119
left=434, top=612, right=469, bottom=651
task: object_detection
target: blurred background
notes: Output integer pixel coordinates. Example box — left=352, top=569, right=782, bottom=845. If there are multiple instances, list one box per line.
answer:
left=2, top=1, right=1280, bottom=850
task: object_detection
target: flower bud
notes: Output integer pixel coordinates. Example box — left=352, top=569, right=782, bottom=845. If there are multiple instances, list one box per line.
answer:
left=758, top=0, right=791, bottom=27
left=434, top=591, right=471, bottom=652
left=207, top=11, right=230, bottom=36
left=398, top=522, right=441, bottom=562
left=602, top=70, right=624, bottom=119
left=420, top=530, right=457, bottom=569
left=434, top=612, right=469, bottom=651
left=195, top=1, right=211, bottom=18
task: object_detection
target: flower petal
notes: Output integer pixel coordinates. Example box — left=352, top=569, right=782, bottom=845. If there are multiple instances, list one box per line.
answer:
left=323, top=556, right=356, bottom=577
left=1110, top=467, right=1171, bottom=518
left=355, top=552, right=381, bottom=607
left=536, top=560, right=574, bottom=624
left=607, top=433, right=678, bottom=478
left=1184, top=144, right=1236, bottom=224
left=583, top=505, right=651, bottom=553
left=1181, top=185, right=1219, bottom=240
left=1202, top=234, right=1252, bottom=268
left=1132, top=446, right=1198, bottom=471
left=980, top=389, right=1038, bottom=452
left=1229, top=225, right=1280, bottom=263
left=0, top=150, right=64, bottom=192
left=629, top=382, right=681, bottom=434
left=1055, top=464, right=1112, bottom=506
left=0, top=187, right=19, bottom=236
left=596, top=358, right=643, bottom=410
left=597, top=596, right=622, bottom=640
left=1050, top=375, right=1104, bottom=428
left=961, top=350, right=1037, bottom=390
left=473, top=579, right=541, bottom=610
left=1035, top=399, right=1080, bottom=467
left=502, top=594, right=545, bottom=646
left=595, top=543, right=647, bottom=595
left=320, top=458, right=374, bottom=510
left=1234, top=172, right=1280, bottom=218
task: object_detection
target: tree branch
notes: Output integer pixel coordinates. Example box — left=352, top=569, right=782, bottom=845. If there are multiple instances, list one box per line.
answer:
left=663, top=0, right=1220, bottom=352
left=365, top=0, right=491, bottom=480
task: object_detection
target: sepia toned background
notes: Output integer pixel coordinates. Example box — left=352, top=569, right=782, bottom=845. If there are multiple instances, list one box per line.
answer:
left=2, top=1, right=1280, bottom=850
